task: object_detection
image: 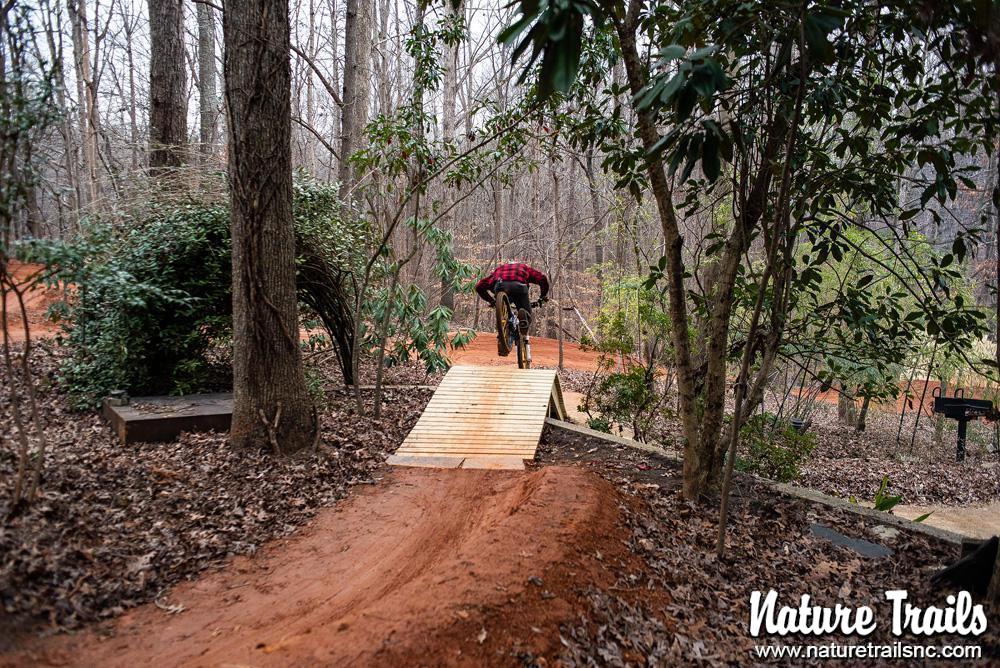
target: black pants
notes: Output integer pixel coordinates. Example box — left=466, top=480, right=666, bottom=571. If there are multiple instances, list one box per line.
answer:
left=493, top=280, right=532, bottom=324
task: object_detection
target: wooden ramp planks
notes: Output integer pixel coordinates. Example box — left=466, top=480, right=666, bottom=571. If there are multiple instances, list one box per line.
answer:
left=387, top=365, right=567, bottom=470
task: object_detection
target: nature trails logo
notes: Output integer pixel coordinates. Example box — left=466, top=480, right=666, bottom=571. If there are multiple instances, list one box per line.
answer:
left=748, top=589, right=988, bottom=637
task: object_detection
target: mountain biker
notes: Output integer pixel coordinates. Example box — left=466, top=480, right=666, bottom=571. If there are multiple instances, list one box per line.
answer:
left=475, top=262, right=550, bottom=340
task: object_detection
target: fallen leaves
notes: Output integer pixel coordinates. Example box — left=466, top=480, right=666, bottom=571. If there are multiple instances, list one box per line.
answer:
left=538, top=426, right=999, bottom=663
left=153, top=596, right=185, bottom=615
left=0, top=342, right=433, bottom=634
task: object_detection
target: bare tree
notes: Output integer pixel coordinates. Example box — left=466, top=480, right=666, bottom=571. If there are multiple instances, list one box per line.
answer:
left=224, top=0, right=318, bottom=453
left=148, top=0, right=187, bottom=171
left=339, top=0, right=372, bottom=191
left=67, top=0, right=100, bottom=205
left=438, top=0, right=461, bottom=311
left=196, top=0, right=217, bottom=158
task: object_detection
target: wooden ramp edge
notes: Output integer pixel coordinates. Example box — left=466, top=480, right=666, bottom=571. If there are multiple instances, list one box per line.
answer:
left=388, top=365, right=567, bottom=470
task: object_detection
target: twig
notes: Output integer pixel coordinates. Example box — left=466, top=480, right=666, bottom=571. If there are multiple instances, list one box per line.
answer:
left=258, top=402, right=284, bottom=456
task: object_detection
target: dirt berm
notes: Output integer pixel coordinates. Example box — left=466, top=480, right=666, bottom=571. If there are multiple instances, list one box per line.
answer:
left=11, top=465, right=628, bottom=667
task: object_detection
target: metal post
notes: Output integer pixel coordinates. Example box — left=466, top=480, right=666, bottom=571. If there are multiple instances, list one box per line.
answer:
left=957, top=419, right=967, bottom=462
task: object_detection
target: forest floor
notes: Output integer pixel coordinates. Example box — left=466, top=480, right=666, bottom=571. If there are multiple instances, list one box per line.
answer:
left=1, top=344, right=999, bottom=664
left=4, top=377, right=998, bottom=664
left=1, top=287, right=998, bottom=663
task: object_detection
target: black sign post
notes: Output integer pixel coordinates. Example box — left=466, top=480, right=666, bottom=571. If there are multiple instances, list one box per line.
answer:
left=931, top=387, right=994, bottom=462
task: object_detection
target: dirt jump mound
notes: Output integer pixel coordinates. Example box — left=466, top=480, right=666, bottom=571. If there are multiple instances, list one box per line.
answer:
left=12, top=465, right=625, bottom=667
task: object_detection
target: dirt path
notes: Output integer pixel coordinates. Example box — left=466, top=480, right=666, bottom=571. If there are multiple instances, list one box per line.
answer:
left=2, top=261, right=61, bottom=342
left=894, top=502, right=1000, bottom=539
left=449, top=335, right=601, bottom=372
left=8, top=465, right=625, bottom=667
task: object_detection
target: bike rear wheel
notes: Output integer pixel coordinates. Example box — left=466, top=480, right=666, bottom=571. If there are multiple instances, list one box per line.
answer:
left=516, top=334, right=530, bottom=368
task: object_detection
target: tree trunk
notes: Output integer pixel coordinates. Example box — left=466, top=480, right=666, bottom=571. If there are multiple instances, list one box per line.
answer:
left=615, top=19, right=702, bottom=498
left=148, top=0, right=187, bottom=172
left=552, top=150, right=564, bottom=367
left=837, top=382, right=856, bottom=425
left=856, top=394, right=872, bottom=432
left=224, top=0, right=317, bottom=453
left=339, top=0, right=373, bottom=192
left=196, top=0, right=217, bottom=158
left=67, top=0, right=100, bottom=206
left=990, top=140, right=999, bottom=604
left=438, top=0, right=461, bottom=312
left=586, top=149, right=604, bottom=308
left=124, top=17, right=141, bottom=170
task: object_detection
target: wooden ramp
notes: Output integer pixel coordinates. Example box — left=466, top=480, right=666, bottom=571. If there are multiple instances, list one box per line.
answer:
left=387, top=365, right=567, bottom=470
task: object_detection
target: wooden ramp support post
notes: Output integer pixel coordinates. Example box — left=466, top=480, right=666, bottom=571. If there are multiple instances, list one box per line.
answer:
left=387, top=365, right=567, bottom=470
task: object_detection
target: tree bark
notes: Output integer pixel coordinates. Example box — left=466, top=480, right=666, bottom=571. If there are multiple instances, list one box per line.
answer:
left=148, top=0, right=187, bottom=171
left=990, top=140, right=999, bottom=604
left=339, top=0, right=372, bottom=192
left=552, top=150, right=564, bottom=369
left=224, top=0, right=317, bottom=453
left=856, top=394, right=871, bottom=432
left=837, top=382, right=857, bottom=424
left=438, top=0, right=461, bottom=311
left=614, top=16, right=702, bottom=498
left=586, top=149, right=604, bottom=308
left=67, top=0, right=100, bottom=205
left=124, top=14, right=141, bottom=170
left=196, top=0, right=217, bottom=158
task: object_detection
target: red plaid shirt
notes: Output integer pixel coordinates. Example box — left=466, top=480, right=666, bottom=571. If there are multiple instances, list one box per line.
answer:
left=475, top=263, right=549, bottom=304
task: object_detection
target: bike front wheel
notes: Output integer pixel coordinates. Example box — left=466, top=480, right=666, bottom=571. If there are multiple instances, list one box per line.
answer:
left=495, top=292, right=513, bottom=357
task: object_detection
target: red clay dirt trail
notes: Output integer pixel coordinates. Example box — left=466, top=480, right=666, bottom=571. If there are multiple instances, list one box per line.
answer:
left=449, top=334, right=603, bottom=372
left=8, top=466, right=628, bottom=667
left=2, top=260, right=62, bottom=342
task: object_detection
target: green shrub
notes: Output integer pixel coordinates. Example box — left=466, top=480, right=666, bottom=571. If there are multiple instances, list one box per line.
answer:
left=21, top=181, right=365, bottom=408
left=580, top=365, right=661, bottom=441
left=735, top=412, right=816, bottom=482
left=586, top=415, right=612, bottom=433
left=23, top=206, right=233, bottom=408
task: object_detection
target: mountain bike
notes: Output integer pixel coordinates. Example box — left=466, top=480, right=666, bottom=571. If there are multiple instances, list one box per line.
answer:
left=494, top=291, right=544, bottom=369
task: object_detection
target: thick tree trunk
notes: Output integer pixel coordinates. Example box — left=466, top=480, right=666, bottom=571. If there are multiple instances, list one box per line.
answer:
left=339, top=0, right=373, bottom=192
left=224, top=0, right=317, bottom=453
left=196, top=0, right=217, bottom=157
left=148, top=0, right=187, bottom=171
